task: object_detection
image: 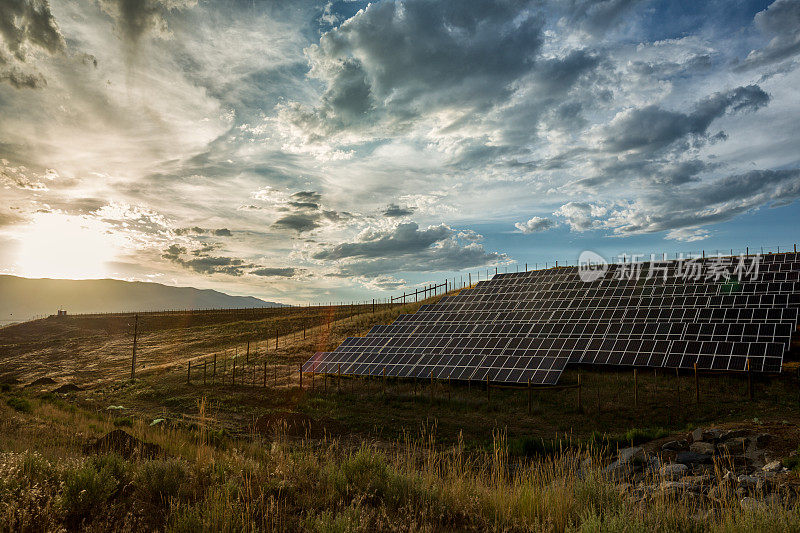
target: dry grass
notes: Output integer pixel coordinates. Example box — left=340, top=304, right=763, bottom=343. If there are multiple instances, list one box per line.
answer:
left=1, top=391, right=799, bottom=532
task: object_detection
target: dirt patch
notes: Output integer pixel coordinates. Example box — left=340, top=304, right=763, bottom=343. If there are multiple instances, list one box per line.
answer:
left=83, top=429, right=163, bottom=459
left=254, top=411, right=341, bottom=439
left=52, top=383, right=83, bottom=394
left=25, top=376, right=57, bottom=387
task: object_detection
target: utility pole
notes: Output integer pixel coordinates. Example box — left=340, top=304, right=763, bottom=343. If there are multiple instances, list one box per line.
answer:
left=131, top=314, right=138, bottom=380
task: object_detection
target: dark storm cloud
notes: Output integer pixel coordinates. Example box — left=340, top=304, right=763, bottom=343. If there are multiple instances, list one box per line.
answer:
left=736, top=0, right=800, bottom=70
left=174, top=226, right=233, bottom=237
left=601, top=85, right=770, bottom=153
left=382, top=204, right=415, bottom=218
left=250, top=267, right=299, bottom=277
left=212, top=228, right=232, bottom=237
left=263, top=189, right=347, bottom=234
left=272, top=212, right=323, bottom=233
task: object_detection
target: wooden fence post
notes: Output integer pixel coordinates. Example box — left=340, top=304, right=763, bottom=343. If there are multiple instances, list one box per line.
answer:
left=246, top=341, right=250, bottom=363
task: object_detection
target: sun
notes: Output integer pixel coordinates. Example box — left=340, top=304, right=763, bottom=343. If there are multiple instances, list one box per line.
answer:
left=15, top=213, right=117, bottom=279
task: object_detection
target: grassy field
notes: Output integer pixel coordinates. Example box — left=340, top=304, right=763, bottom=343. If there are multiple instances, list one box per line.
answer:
left=2, top=292, right=800, bottom=530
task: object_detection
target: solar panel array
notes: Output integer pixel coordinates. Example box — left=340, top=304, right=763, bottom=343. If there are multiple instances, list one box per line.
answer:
left=303, top=252, right=799, bottom=385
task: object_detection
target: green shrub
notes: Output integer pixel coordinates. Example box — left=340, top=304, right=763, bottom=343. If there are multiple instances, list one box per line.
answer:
left=113, top=417, right=133, bottom=428
left=135, top=460, right=189, bottom=509
left=59, top=462, right=119, bottom=527
left=6, top=397, right=31, bottom=413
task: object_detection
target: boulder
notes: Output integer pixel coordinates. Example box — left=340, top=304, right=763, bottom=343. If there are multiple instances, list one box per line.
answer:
left=718, top=437, right=748, bottom=455
left=737, top=475, right=758, bottom=488
left=690, top=428, right=704, bottom=443
left=662, top=440, right=687, bottom=451
left=661, top=463, right=689, bottom=480
left=676, top=451, right=713, bottom=465
left=656, top=480, right=690, bottom=497
left=606, top=446, right=644, bottom=476
left=721, top=429, right=749, bottom=440
left=763, top=460, right=784, bottom=473
left=689, top=441, right=716, bottom=456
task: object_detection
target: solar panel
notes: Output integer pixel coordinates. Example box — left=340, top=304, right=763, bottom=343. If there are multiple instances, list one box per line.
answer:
left=302, top=252, right=796, bottom=384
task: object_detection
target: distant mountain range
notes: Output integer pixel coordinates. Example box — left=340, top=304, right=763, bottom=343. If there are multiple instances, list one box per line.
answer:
left=0, top=275, right=284, bottom=323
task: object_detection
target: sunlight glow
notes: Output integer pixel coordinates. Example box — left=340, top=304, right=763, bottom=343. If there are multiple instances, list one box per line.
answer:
left=15, top=213, right=117, bottom=279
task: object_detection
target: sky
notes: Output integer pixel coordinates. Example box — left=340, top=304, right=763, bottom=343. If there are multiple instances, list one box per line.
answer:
left=0, top=0, right=799, bottom=305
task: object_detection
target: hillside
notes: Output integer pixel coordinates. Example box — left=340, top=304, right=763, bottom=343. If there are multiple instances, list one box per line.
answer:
left=0, top=275, right=283, bottom=323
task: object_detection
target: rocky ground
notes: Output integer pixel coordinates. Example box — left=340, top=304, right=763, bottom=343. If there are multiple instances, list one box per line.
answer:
left=604, top=422, right=800, bottom=513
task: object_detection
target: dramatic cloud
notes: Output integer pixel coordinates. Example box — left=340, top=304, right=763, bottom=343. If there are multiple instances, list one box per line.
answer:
left=515, top=216, right=554, bottom=234
left=600, top=85, right=770, bottom=153
left=0, top=0, right=798, bottom=304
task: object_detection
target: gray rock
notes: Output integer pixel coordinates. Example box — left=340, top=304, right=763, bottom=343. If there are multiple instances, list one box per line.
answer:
left=606, top=446, right=644, bottom=476
left=721, top=429, right=749, bottom=440
left=617, top=446, right=644, bottom=463
left=691, top=428, right=704, bottom=442
left=661, top=463, right=689, bottom=479
left=763, top=460, right=784, bottom=473
left=740, top=497, right=767, bottom=510
left=676, top=451, right=713, bottom=465
left=657, top=480, right=690, bottom=497
left=737, top=475, right=758, bottom=488
left=662, top=440, right=687, bottom=451
left=689, top=441, right=716, bottom=456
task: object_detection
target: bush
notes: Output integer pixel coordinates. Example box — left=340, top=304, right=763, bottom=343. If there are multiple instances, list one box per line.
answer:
left=6, top=397, right=31, bottom=413
left=135, top=460, right=189, bottom=510
left=59, top=462, right=120, bottom=527
left=113, top=417, right=133, bottom=428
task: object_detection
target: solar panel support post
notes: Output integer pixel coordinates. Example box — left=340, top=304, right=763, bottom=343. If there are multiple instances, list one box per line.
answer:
left=383, top=366, right=386, bottom=395
left=527, top=378, right=531, bottom=414
left=747, top=358, right=753, bottom=400
left=633, top=369, right=638, bottom=408
left=694, top=363, right=700, bottom=404
left=448, top=374, right=451, bottom=403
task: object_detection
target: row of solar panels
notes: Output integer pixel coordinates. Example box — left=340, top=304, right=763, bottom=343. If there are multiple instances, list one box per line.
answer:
left=303, top=254, right=799, bottom=384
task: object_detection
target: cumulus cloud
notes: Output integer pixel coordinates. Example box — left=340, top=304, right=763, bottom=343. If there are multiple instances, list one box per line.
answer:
left=279, top=0, right=545, bottom=147
left=737, top=0, right=800, bottom=70
left=514, top=216, right=554, bottom=234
